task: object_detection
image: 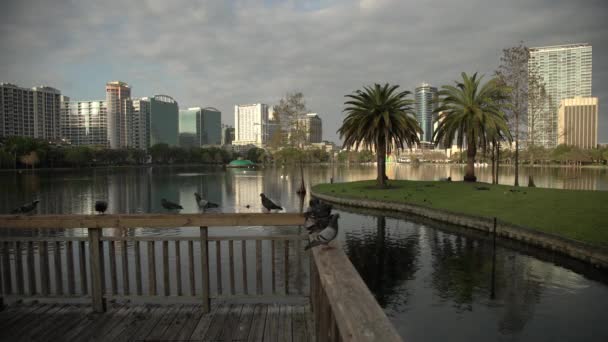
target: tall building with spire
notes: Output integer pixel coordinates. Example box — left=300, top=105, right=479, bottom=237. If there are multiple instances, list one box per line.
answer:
left=529, top=43, right=592, bottom=148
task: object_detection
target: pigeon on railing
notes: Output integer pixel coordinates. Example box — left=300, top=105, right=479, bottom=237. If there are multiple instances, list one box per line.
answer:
left=305, top=214, right=339, bottom=250
left=306, top=214, right=332, bottom=234
left=260, top=194, right=282, bottom=212
left=304, top=200, right=332, bottom=220
left=11, top=200, right=39, bottom=215
left=161, top=198, right=183, bottom=211
left=95, top=200, right=108, bottom=214
left=194, top=192, right=219, bottom=210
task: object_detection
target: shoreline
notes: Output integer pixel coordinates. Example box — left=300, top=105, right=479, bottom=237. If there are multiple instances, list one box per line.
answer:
left=311, top=189, right=608, bottom=270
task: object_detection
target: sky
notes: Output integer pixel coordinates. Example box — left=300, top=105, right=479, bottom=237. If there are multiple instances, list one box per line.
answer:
left=1, top=0, right=607, bottom=144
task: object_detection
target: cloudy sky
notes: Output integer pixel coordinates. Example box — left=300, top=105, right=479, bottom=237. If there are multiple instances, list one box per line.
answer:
left=1, top=0, right=607, bottom=143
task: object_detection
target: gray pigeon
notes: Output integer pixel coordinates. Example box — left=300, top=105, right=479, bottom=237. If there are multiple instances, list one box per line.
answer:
left=161, top=198, right=183, bottom=211
left=306, top=214, right=332, bottom=234
left=11, top=200, right=39, bottom=215
left=94, top=200, right=108, bottom=214
left=304, top=200, right=332, bottom=220
left=305, top=214, right=339, bottom=250
left=194, top=192, right=219, bottom=209
left=260, top=194, right=282, bottom=212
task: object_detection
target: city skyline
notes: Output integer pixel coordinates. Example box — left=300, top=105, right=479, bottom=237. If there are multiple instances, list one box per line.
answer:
left=1, top=1, right=607, bottom=143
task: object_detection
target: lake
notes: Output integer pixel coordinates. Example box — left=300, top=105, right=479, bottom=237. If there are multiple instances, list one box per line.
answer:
left=1, top=164, right=607, bottom=341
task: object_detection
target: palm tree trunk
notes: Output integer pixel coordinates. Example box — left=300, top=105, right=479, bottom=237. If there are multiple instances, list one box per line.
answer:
left=377, top=138, right=387, bottom=187
left=514, top=114, right=519, bottom=186
left=490, top=142, right=496, bottom=184
left=464, top=145, right=477, bottom=182
left=495, top=143, right=500, bottom=184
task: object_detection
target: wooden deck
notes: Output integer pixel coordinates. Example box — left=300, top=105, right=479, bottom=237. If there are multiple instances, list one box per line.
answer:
left=0, top=302, right=313, bottom=341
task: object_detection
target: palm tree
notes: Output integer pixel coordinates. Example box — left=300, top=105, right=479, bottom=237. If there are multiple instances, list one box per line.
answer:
left=338, top=83, right=421, bottom=187
left=434, top=73, right=511, bottom=182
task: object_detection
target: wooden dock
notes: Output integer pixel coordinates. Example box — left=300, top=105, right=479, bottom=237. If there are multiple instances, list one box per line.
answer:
left=0, top=302, right=312, bottom=341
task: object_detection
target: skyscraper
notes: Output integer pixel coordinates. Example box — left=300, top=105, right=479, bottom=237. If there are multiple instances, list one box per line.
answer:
left=529, top=43, right=592, bottom=148
left=234, top=103, right=269, bottom=147
left=415, top=83, right=437, bottom=143
left=149, top=95, right=179, bottom=147
left=105, top=81, right=132, bottom=149
left=131, top=98, right=151, bottom=150
left=558, top=97, right=598, bottom=149
left=62, top=100, right=108, bottom=146
left=0, top=83, right=62, bottom=140
left=297, top=113, right=323, bottom=144
left=178, top=107, right=221, bottom=147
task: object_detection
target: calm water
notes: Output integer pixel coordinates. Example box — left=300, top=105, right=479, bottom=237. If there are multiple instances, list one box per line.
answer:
left=1, top=164, right=608, bottom=341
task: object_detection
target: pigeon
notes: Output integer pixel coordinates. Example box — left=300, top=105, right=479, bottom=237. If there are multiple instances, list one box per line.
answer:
left=305, top=214, right=339, bottom=250
left=260, top=194, right=282, bottom=212
left=11, top=200, right=40, bottom=215
left=304, top=200, right=332, bottom=220
left=306, top=214, right=333, bottom=234
left=94, top=200, right=108, bottom=214
left=161, top=198, right=183, bottom=211
left=194, top=192, right=219, bottom=209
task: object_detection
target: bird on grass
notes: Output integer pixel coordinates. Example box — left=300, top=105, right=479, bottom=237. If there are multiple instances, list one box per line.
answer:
left=11, top=200, right=39, bottom=215
left=161, top=198, right=183, bottom=212
left=94, top=200, right=108, bottom=214
left=194, top=192, right=219, bottom=210
left=305, top=214, right=339, bottom=250
left=260, top=194, right=282, bottom=212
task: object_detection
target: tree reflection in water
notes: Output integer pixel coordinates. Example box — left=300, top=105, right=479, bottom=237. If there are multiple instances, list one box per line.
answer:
left=344, top=216, right=420, bottom=312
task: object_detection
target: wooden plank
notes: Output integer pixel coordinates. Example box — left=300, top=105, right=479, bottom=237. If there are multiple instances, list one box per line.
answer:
left=134, top=240, right=142, bottom=295
left=218, top=304, right=244, bottom=342
left=78, top=240, right=88, bottom=295
left=229, top=240, right=236, bottom=295
left=114, top=305, right=164, bottom=342
left=284, top=240, right=289, bottom=295
left=60, top=302, right=124, bottom=341
left=272, top=240, right=276, bottom=294
left=14, top=242, right=24, bottom=295
left=161, top=305, right=198, bottom=340
left=256, top=240, right=263, bottom=295
left=1, top=241, right=11, bottom=296
left=175, top=240, right=182, bottom=296
left=311, top=243, right=403, bottom=342
left=121, top=240, right=129, bottom=295
left=0, top=234, right=307, bottom=242
left=39, top=241, right=49, bottom=296
left=188, top=240, right=195, bottom=296
left=53, top=241, right=63, bottom=295
left=216, top=240, right=222, bottom=296
left=188, top=303, right=219, bottom=339
left=283, top=305, right=294, bottom=342
left=1, top=304, right=60, bottom=338
left=0, top=213, right=305, bottom=229
left=101, top=305, right=146, bottom=341
left=172, top=304, right=205, bottom=341
left=163, top=240, right=170, bottom=296
left=66, top=240, right=75, bottom=295
left=34, top=304, right=93, bottom=341
left=242, top=240, right=248, bottom=295
left=292, top=305, right=308, bottom=342
left=263, top=304, right=280, bottom=342
left=88, top=227, right=106, bottom=312
left=108, top=240, right=117, bottom=295
left=202, top=303, right=231, bottom=340
left=144, top=304, right=182, bottom=340
left=26, top=241, right=36, bottom=295
left=247, top=303, right=268, bottom=342
left=200, top=227, right=210, bottom=312
left=148, top=241, right=156, bottom=296
left=234, top=304, right=255, bottom=341
left=0, top=303, right=51, bottom=332
left=19, top=304, right=71, bottom=340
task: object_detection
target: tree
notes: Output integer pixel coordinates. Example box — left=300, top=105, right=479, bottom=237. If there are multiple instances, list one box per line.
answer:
left=434, top=72, right=511, bottom=182
left=247, top=147, right=266, bottom=164
left=339, top=83, right=421, bottom=187
left=496, top=43, right=529, bottom=186
left=20, top=151, right=39, bottom=169
left=273, top=92, right=308, bottom=147
left=149, top=143, right=171, bottom=163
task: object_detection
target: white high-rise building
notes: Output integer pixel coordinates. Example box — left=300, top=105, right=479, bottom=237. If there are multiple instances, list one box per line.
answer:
left=529, top=43, right=592, bottom=148
left=106, top=81, right=133, bottom=149
left=234, top=103, right=269, bottom=147
left=62, top=100, right=108, bottom=146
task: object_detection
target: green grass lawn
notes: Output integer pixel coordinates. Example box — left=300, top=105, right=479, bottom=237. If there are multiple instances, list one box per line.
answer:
left=313, top=180, right=608, bottom=248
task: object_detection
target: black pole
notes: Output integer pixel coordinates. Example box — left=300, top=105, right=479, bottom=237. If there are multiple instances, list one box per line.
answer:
left=490, top=217, right=497, bottom=299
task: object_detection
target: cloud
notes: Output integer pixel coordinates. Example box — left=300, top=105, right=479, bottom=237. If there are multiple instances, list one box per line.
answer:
left=1, top=0, right=607, bottom=143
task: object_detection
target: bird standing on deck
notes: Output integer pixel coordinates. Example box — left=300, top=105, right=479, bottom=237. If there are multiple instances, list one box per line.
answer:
left=94, top=200, right=108, bottom=214
left=161, top=198, right=183, bottom=211
left=305, top=214, right=339, bottom=250
left=260, top=193, right=282, bottom=212
left=194, top=192, right=219, bottom=210
left=11, top=200, right=39, bottom=215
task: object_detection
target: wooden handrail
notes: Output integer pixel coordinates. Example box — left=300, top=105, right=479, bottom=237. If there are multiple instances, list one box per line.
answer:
left=0, top=213, right=305, bottom=229
left=310, top=243, right=402, bottom=342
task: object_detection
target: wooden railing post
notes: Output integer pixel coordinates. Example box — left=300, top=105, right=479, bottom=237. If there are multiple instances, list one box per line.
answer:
left=200, top=226, right=210, bottom=313
left=88, top=227, right=106, bottom=313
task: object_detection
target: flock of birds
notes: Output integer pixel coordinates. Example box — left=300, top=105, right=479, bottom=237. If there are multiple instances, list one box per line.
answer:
left=9, top=193, right=339, bottom=250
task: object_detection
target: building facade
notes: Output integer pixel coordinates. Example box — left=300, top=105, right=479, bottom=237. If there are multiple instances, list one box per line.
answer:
left=149, top=95, right=179, bottom=147
left=0, top=83, right=62, bottom=140
left=297, top=113, right=323, bottom=144
left=558, top=97, right=598, bottom=149
left=415, top=83, right=437, bottom=143
left=61, top=100, right=108, bottom=146
left=221, top=125, right=235, bottom=145
left=529, top=43, right=592, bottom=148
left=131, top=98, right=151, bottom=150
left=234, top=103, right=269, bottom=147
left=201, top=107, right=221, bottom=146
left=105, top=81, right=132, bottom=149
